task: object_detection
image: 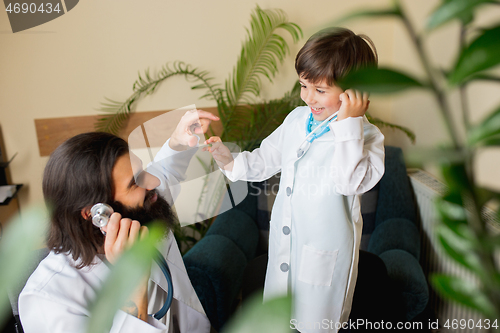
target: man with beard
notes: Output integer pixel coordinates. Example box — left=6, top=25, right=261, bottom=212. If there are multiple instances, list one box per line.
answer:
left=18, top=110, right=218, bottom=333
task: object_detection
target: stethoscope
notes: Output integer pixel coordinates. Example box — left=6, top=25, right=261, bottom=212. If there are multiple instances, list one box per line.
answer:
left=91, top=203, right=174, bottom=320
left=296, top=111, right=339, bottom=158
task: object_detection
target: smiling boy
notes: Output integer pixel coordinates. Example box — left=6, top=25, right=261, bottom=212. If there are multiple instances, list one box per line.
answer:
left=204, top=28, right=385, bottom=333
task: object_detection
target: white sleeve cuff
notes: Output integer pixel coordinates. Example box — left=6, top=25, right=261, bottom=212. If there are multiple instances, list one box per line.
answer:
left=219, top=153, right=247, bottom=182
left=329, top=116, right=364, bottom=142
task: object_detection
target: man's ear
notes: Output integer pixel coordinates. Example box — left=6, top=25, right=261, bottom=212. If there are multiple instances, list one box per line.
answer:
left=81, top=206, right=92, bottom=220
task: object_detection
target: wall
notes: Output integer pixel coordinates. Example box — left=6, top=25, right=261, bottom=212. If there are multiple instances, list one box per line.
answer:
left=0, top=0, right=498, bottom=211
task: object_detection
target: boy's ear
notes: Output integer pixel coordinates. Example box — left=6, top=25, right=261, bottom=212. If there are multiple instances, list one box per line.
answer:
left=81, top=206, right=92, bottom=220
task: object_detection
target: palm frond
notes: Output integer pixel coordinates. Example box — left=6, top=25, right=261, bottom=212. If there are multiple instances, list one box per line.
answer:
left=95, top=61, right=221, bottom=134
left=224, top=81, right=304, bottom=150
left=225, top=6, right=302, bottom=110
left=367, top=115, right=416, bottom=144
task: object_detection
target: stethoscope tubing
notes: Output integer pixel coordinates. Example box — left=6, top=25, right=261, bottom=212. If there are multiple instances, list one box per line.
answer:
left=296, top=111, right=339, bottom=158
left=152, top=250, right=174, bottom=320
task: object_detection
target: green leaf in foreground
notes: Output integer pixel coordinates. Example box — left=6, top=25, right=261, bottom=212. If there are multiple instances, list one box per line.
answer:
left=468, top=104, right=500, bottom=146
left=431, top=274, right=497, bottom=318
left=427, top=0, right=494, bottom=30
left=436, top=224, right=482, bottom=274
left=0, top=206, right=49, bottom=328
left=333, top=7, right=401, bottom=25
left=449, top=25, right=500, bottom=85
left=86, top=223, right=166, bottom=333
left=337, top=67, right=426, bottom=94
left=222, top=294, right=292, bottom=333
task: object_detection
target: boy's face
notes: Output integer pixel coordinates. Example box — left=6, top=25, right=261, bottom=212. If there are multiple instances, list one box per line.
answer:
left=299, top=76, right=344, bottom=121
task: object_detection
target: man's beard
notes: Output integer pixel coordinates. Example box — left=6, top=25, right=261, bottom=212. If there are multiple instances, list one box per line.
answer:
left=110, top=190, right=175, bottom=229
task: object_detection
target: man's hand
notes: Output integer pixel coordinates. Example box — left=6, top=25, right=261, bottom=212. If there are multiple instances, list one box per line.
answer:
left=101, top=213, right=150, bottom=322
left=203, top=136, right=234, bottom=172
left=336, top=89, right=370, bottom=122
left=169, top=109, right=220, bottom=151
left=101, top=212, right=148, bottom=264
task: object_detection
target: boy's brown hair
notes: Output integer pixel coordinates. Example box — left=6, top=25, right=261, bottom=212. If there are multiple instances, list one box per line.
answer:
left=295, top=27, right=378, bottom=86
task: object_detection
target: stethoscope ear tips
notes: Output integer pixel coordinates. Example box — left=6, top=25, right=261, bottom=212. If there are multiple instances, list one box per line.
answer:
left=90, top=203, right=114, bottom=228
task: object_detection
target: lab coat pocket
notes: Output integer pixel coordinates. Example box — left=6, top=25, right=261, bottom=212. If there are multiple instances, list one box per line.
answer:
left=298, top=245, right=338, bottom=286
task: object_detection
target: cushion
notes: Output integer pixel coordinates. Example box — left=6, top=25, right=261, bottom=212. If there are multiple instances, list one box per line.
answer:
left=368, top=218, right=421, bottom=260
left=206, top=209, right=258, bottom=261
left=379, top=249, right=429, bottom=321
left=360, top=182, right=380, bottom=250
left=233, top=182, right=260, bottom=221
left=375, top=146, right=417, bottom=226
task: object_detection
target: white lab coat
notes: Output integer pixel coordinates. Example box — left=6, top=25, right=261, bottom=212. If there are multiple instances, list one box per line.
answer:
left=19, top=140, right=211, bottom=333
left=225, top=106, right=385, bottom=333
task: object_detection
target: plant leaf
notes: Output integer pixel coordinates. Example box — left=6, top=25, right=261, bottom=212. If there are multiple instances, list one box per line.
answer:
left=435, top=224, right=483, bottom=274
left=449, top=25, right=500, bottom=85
left=367, top=115, right=416, bottom=144
left=334, top=7, right=402, bottom=25
left=222, top=294, right=292, bottom=333
left=229, top=81, right=303, bottom=150
left=427, top=0, right=496, bottom=30
left=86, top=223, right=166, bottom=333
left=95, top=61, right=221, bottom=134
left=337, top=67, right=427, bottom=94
left=467, top=73, right=500, bottom=83
left=225, top=6, right=302, bottom=108
left=468, top=104, right=500, bottom=145
left=431, top=274, right=497, bottom=318
left=0, top=206, right=48, bottom=328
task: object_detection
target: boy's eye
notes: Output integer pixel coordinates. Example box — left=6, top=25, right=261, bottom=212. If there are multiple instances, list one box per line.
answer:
left=316, top=89, right=325, bottom=94
left=300, top=84, right=306, bottom=89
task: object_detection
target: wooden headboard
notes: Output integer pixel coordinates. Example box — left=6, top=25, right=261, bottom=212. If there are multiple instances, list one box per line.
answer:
left=35, top=107, right=221, bottom=157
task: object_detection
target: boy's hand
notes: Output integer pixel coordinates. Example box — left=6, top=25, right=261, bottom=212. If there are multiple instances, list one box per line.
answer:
left=203, top=136, right=234, bottom=172
left=336, top=89, right=370, bottom=122
left=169, top=109, right=220, bottom=151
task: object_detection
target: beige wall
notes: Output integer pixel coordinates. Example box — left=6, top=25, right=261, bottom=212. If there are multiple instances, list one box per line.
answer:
left=0, top=0, right=499, bottom=211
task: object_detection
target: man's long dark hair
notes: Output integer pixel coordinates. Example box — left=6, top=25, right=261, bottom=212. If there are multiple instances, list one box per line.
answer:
left=43, top=132, right=129, bottom=268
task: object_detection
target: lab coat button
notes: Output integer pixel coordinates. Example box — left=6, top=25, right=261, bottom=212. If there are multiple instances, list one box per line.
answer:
left=286, top=187, right=292, bottom=196
left=280, top=263, right=289, bottom=272
left=282, top=226, right=290, bottom=235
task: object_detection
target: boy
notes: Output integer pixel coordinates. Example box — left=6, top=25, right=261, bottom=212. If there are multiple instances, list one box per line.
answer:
left=205, top=28, right=385, bottom=333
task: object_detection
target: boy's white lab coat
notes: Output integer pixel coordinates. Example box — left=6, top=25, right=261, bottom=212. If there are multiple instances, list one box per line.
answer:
left=225, top=106, right=385, bottom=333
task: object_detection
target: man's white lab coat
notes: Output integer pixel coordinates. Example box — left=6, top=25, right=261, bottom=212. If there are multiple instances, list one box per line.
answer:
left=18, top=232, right=210, bottom=333
left=19, top=140, right=210, bottom=333
left=225, top=106, right=385, bottom=333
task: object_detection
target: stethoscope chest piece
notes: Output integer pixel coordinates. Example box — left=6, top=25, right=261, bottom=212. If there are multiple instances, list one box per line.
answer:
left=90, top=203, right=113, bottom=228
